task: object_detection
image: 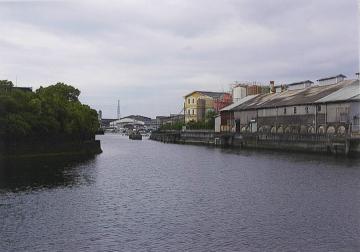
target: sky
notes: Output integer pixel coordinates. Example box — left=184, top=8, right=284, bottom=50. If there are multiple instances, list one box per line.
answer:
left=0, top=0, right=359, bottom=118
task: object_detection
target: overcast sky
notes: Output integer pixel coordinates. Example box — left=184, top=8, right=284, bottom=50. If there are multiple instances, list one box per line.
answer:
left=0, top=0, right=359, bottom=118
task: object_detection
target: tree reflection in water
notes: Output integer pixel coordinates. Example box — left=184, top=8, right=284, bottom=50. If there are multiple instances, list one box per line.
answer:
left=0, top=155, right=97, bottom=192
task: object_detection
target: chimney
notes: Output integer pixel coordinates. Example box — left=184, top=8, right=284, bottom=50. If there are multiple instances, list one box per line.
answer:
left=270, top=81, right=275, bottom=93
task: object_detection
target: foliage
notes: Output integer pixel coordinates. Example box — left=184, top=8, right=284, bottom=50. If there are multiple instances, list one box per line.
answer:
left=160, top=121, right=184, bottom=131
left=159, top=110, right=217, bottom=131
left=0, top=81, right=99, bottom=140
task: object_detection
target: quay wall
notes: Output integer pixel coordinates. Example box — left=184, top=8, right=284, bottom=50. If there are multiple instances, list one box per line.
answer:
left=150, top=130, right=360, bottom=156
left=0, top=137, right=102, bottom=158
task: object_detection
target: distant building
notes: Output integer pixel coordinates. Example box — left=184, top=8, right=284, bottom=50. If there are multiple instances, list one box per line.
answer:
left=219, top=78, right=360, bottom=136
left=100, top=118, right=117, bottom=128
left=13, top=87, right=33, bottom=92
left=184, top=91, right=232, bottom=123
left=155, top=114, right=184, bottom=129
left=232, top=84, right=247, bottom=102
left=317, top=74, right=346, bottom=86
left=123, top=115, right=152, bottom=123
left=110, top=117, right=145, bottom=130
left=0, top=85, right=33, bottom=93
left=232, top=83, right=269, bottom=102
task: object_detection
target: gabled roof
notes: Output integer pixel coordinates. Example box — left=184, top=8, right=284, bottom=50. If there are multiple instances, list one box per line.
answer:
left=184, top=91, right=228, bottom=99
left=317, top=74, right=346, bottom=81
left=112, top=118, right=145, bottom=125
left=123, top=115, right=152, bottom=122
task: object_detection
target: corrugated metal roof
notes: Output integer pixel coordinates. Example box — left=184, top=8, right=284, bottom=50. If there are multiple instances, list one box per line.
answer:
left=287, top=80, right=313, bottom=86
left=220, top=95, right=259, bottom=111
left=315, top=80, right=360, bottom=103
left=230, top=80, right=357, bottom=111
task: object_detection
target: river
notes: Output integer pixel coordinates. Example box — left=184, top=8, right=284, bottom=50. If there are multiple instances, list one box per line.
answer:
left=1, top=134, right=359, bottom=251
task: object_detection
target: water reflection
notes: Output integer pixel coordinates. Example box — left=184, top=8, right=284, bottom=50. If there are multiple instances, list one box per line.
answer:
left=0, top=155, right=97, bottom=192
left=218, top=146, right=360, bottom=168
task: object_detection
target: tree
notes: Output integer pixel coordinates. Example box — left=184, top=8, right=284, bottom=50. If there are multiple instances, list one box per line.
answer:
left=0, top=81, right=99, bottom=140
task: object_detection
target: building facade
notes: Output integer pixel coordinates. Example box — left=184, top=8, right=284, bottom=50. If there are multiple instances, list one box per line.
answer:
left=220, top=79, right=360, bottom=136
left=184, top=91, right=231, bottom=123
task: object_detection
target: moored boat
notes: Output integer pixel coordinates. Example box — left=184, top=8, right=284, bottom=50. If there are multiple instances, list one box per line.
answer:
left=129, top=132, right=142, bottom=140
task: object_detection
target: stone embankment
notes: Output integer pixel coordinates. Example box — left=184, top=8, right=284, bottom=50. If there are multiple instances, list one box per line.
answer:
left=150, top=130, right=360, bottom=156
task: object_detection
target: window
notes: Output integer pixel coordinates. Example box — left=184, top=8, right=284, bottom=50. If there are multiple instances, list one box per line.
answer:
left=293, top=107, right=297, bottom=114
left=317, top=105, right=321, bottom=112
left=188, top=109, right=191, bottom=115
left=305, top=106, right=309, bottom=114
left=192, top=98, right=195, bottom=104
left=283, top=107, right=287, bottom=115
left=188, top=98, right=191, bottom=104
left=192, top=109, right=195, bottom=115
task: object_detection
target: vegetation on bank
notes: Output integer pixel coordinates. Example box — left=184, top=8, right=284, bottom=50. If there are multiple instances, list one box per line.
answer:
left=0, top=80, right=99, bottom=141
left=159, top=111, right=217, bottom=131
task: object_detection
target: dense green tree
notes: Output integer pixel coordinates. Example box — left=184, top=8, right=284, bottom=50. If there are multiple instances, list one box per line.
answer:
left=0, top=81, right=99, bottom=140
left=159, top=110, right=217, bottom=131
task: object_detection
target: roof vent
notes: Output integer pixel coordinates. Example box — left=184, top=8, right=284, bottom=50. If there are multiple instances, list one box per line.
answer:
left=317, top=74, right=346, bottom=86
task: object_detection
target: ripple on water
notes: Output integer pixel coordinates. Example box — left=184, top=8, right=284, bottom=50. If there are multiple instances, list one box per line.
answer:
left=0, top=134, right=359, bottom=251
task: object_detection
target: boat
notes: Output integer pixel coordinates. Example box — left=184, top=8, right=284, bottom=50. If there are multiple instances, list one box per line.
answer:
left=129, top=131, right=142, bottom=140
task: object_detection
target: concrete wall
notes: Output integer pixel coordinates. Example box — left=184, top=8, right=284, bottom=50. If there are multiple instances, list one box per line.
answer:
left=150, top=130, right=360, bottom=155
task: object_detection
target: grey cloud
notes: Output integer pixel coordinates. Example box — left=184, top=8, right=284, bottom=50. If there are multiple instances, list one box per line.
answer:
left=0, top=0, right=358, bottom=118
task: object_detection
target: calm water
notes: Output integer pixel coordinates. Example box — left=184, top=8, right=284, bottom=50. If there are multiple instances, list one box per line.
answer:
left=1, top=134, right=359, bottom=252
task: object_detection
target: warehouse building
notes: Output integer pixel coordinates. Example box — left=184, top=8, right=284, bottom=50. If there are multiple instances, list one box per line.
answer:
left=219, top=78, right=360, bottom=137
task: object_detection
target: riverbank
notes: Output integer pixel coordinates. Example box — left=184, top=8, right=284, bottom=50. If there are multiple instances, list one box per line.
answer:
left=0, top=138, right=102, bottom=159
left=150, top=130, right=360, bottom=156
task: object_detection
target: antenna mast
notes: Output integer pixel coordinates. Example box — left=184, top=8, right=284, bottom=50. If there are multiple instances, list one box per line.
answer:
left=117, top=100, right=121, bottom=120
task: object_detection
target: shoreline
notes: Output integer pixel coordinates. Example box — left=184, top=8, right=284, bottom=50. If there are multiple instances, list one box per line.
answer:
left=150, top=130, right=360, bottom=156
